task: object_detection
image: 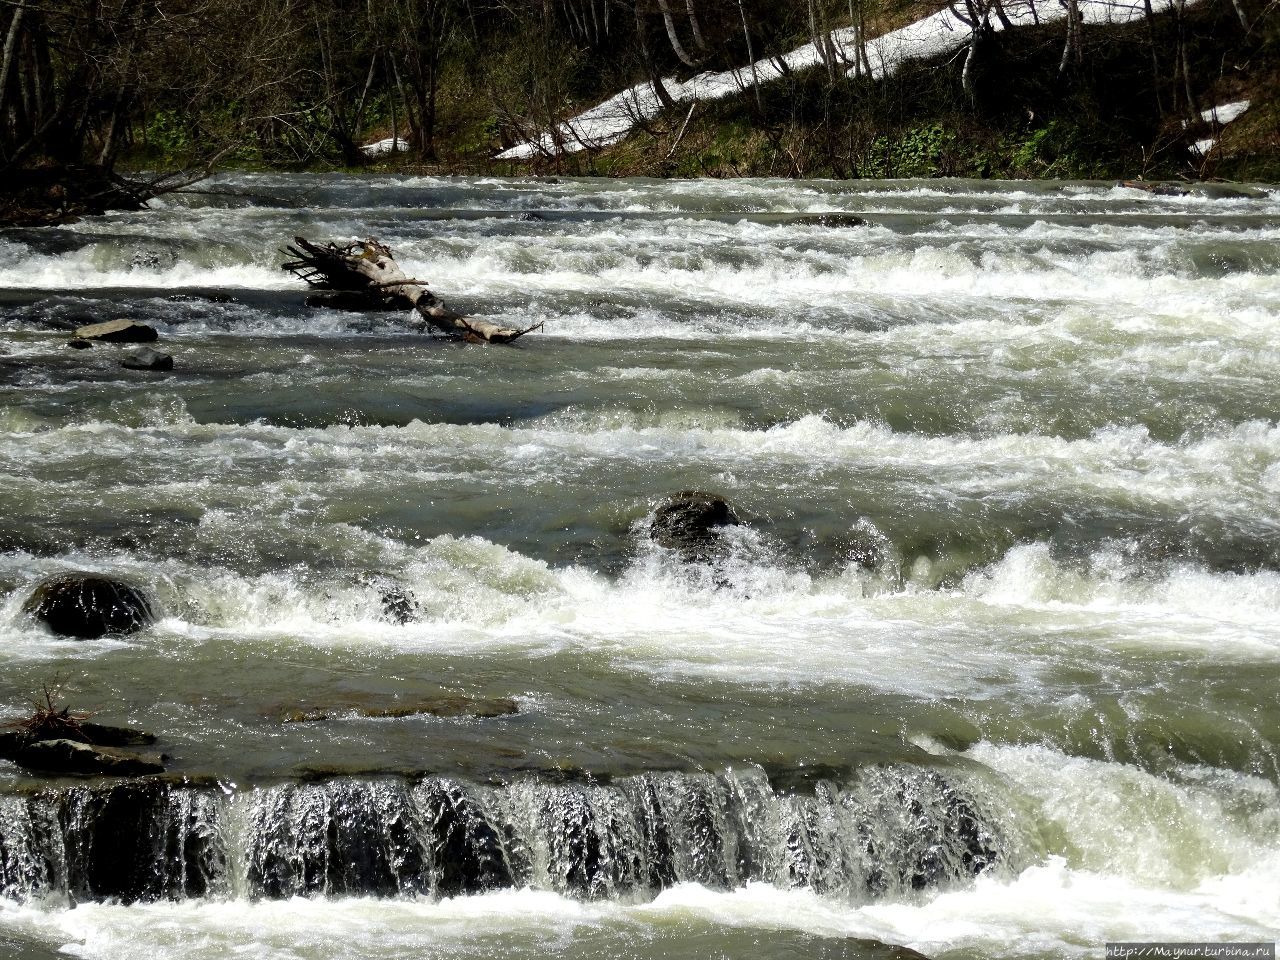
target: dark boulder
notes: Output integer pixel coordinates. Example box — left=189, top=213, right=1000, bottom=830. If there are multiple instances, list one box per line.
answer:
left=66, top=338, right=92, bottom=350
left=841, top=518, right=894, bottom=572
left=649, top=491, right=740, bottom=561
left=120, top=347, right=174, bottom=371
left=72, top=319, right=158, bottom=343
left=0, top=732, right=164, bottom=776
left=792, top=213, right=867, bottom=228
left=21, top=573, right=154, bottom=639
left=76, top=722, right=157, bottom=747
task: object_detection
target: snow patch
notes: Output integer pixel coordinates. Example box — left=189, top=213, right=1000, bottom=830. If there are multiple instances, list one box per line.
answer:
left=498, top=0, right=1182, bottom=160
left=361, top=137, right=409, bottom=157
left=1200, top=99, right=1251, bottom=125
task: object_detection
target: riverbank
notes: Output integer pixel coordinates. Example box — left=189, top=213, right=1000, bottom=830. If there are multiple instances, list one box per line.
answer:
left=3, top=0, right=1274, bottom=231
left=467, top=0, right=1279, bottom=181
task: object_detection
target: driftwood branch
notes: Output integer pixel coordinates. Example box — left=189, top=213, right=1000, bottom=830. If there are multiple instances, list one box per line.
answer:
left=282, top=236, right=541, bottom=344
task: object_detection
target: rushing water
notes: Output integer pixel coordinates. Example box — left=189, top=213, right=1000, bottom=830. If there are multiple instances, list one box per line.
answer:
left=0, top=174, right=1278, bottom=959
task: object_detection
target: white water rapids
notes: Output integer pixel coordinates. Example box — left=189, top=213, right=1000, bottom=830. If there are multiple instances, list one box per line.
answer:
left=0, top=175, right=1277, bottom=959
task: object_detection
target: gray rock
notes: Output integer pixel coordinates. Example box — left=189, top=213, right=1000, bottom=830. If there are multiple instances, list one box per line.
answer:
left=72, top=319, right=158, bottom=343
left=21, top=573, right=154, bottom=639
left=120, top=347, right=174, bottom=371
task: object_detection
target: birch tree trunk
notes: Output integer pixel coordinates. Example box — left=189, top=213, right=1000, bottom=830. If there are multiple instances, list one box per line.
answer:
left=655, top=0, right=698, bottom=66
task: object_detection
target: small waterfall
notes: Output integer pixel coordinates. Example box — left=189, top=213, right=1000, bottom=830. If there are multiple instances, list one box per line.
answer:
left=0, top=782, right=224, bottom=903
left=0, top=764, right=1009, bottom=905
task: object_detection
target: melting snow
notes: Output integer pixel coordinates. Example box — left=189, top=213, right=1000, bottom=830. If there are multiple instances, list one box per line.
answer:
left=361, top=137, right=410, bottom=157
left=498, top=0, right=1182, bottom=160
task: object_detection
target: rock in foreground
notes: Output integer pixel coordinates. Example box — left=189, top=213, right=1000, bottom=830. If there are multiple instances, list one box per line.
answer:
left=72, top=319, right=158, bottom=343
left=21, top=573, right=154, bottom=639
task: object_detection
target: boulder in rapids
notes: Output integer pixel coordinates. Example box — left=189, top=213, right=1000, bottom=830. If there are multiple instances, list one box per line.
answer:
left=72, top=319, right=158, bottom=343
left=377, top=583, right=418, bottom=624
left=792, top=213, right=867, bottom=228
left=66, top=338, right=92, bottom=349
left=21, top=573, right=154, bottom=639
left=649, top=491, right=740, bottom=561
left=120, top=347, right=174, bottom=371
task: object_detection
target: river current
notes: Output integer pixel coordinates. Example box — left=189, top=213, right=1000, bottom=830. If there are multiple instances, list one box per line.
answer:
left=0, top=175, right=1277, bottom=959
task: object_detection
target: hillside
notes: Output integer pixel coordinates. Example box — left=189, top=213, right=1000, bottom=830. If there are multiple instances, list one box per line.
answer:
left=483, top=0, right=1280, bottom=181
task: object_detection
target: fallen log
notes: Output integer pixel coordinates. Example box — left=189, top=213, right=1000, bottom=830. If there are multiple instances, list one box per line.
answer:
left=283, top=236, right=541, bottom=344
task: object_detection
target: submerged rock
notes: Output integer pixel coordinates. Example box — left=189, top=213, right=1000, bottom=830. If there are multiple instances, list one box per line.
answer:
left=649, top=491, right=740, bottom=561
left=66, top=338, right=92, bottom=350
left=120, top=347, right=174, bottom=371
left=1118, top=179, right=1191, bottom=197
left=72, top=319, right=158, bottom=343
left=280, top=695, right=519, bottom=724
left=21, top=573, right=154, bottom=639
left=364, top=696, right=518, bottom=719
left=305, top=291, right=408, bottom=312
left=840, top=518, right=895, bottom=572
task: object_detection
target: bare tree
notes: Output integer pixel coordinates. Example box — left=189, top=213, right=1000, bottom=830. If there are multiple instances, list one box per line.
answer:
left=1058, top=0, right=1083, bottom=73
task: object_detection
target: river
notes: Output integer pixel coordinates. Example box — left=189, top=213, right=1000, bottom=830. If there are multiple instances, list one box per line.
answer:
left=0, top=174, right=1276, bottom=959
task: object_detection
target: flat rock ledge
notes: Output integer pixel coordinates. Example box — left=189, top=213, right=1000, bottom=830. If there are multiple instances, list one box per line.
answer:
left=72, top=319, right=158, bottom=343
left=0, top=728, right=165, bottom=777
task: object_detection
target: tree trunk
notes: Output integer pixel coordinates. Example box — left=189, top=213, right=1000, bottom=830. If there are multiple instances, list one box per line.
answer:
left=1058, top=0, right=1082, bottom=74
left=736, top=0, right=763, bottom=114
left=960, top=1, right=985, bottom=100
left=283, top=237, right=541, bottom=344
left=993, top=0, right=1014, bottom=30
left=0, top=3, right=25, bottom=127
left=655, top=0, right=697, bottom=66
left=635, top=0, right=677, bottom=110
left=1143, top=0, right=1164, bottom=115
left=685, top=0, right=707, bottom=51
